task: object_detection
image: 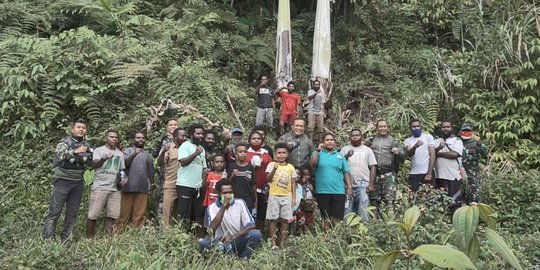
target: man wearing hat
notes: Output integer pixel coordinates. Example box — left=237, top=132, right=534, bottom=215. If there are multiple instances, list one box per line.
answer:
left=224, top=128, right=244, bottom=165
left=460, top=123, right=489, bottom=204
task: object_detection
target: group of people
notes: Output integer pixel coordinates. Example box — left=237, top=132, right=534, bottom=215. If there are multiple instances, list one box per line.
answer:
left=42, top=79, right=488, bottom=259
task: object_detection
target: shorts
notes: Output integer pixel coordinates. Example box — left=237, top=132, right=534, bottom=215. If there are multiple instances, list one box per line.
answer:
left=307, top=112, right=324, bottom=133
left=88, top=190, right=121, bottom=219
left=279, top=112, right=297, bottom=125
left=316, top=193, right=346, bottom=220
left=256, top=192, right=268, bottom=221
left=176, top=186, right=205, bottom=221
left=266, top=195, right=292, bottom=220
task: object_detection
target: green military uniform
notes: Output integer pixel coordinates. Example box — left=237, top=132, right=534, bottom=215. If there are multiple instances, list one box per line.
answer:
left=460, top=124, right=489, bottom=203
left=365, top=134, right=404, bottom=206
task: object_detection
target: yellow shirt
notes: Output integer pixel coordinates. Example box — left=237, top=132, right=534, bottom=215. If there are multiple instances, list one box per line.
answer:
left=265, top=162, right=297, bottom=196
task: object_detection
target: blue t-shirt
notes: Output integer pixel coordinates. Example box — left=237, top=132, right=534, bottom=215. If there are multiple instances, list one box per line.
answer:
left=314, top=150, right=350, bottom=194
left=177, top=141, right=207, bottom=188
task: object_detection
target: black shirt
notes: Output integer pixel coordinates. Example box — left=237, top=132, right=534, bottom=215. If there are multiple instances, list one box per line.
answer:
left=228, top=162, right=256, bottom=210
left=256, top=86, right=274, bottom=108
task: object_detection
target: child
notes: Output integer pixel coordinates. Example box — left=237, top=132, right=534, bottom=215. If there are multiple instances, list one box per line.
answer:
left=290, top=167, right=304, bottom=236
left=265, top=143, right=297, bottom=248
left=228, top=143, right=257, bottom=214
left=297, top=168, right=316, bottom=234
left=203, top=154, right=227, bottom=207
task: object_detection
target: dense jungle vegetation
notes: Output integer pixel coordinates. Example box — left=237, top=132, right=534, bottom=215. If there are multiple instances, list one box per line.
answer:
left=0, top=0, right=539, bottom=269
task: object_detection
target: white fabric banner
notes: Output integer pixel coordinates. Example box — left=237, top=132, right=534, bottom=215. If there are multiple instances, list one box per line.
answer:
left=275, top=0, right=293, bottom=89
left=312, top=0, right=331, bottom=79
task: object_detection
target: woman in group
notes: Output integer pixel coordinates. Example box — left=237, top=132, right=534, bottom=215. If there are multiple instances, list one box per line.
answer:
left=245, top=131, right=274, bottom=231
left=310, top=133, right=353, bottom=233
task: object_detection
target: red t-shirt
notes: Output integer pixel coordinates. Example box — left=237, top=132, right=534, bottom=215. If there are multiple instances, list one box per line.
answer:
left=203, top=171, right=224, bottom=207
left=246, top=149, right=273, bottom=189
left=278, top=90, right=301, bottom=114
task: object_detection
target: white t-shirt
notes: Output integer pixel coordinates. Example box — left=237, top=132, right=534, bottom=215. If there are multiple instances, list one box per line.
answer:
left=434, top=136, right=464, bottom=181
left=206, top=198, right=255, bottom=239
left=340, top=145, right=377, bottom=187
left=404, top=133, right=437, bottom=175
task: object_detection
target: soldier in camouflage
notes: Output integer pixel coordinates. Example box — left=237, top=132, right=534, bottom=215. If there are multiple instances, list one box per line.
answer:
left=460, top=124, right=489, bottom=204
left=365, top=120, right=405, bottom=209
left=43, top=120, right=92, bottom=241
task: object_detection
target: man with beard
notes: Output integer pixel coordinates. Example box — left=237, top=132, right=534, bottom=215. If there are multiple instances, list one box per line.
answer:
left=87, top=130, right=126, bottom=237
left=306, top=80, right=326, bottom=142
left=434, top=121, right=464, bottom=212
left=277, top=81, right=301, bottom=135
left=365, top=120, right=405, bottom=210
left=117, top=132, right=155, bottom=230
left=460, top=124, right=489, bottom=204
left=203, top=130, right=221, bottom=170
left=341, top=129, right=377, bottom=221
left=177, top=123, right=207, bottom=236
left=43, top=120, right=92, bottom=241
left=404, top=119, right=437, bottom=192
left=278, top=118, right=314, bottom=170
left=158, top=127, right=187, bottom=227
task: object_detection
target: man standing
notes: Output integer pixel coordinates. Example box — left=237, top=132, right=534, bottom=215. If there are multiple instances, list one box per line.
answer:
left=255, top=75, right=275, bottom=128
left=365, top=120, right=405, bottom=209
left=157, top=127, right=187, bottom=227
left=177, top=124, right=207, bottom=235
left=43, top=120, right=92, bottom=241
left=340, top=129, right=377, bottom=221
left=87, top=130, right=126, bottom=237
left=117, top=132, right=155, bottom=229
left=306, top=80, right=326, bottom=142
left=434, top=121, right=464, bottom=211
left=404, top=119, right=436, bottom=192
left=151, top=119, right=179, bottom=219
left=460, top=124, right=489, bottom=204
left=203, top=130, right=220, bottom=169
left=199, top=179, right=262, bottom=259
left=278, top=118, right=314, bottom=169
left=224, top=127, right=243, bottom=165
left=277, top=81, right=301, bottom=135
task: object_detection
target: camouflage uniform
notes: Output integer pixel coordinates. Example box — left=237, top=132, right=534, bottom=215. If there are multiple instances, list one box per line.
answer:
left=462, top=138, right=488, bottom=203
left=365, top=135, right=405, bottom=205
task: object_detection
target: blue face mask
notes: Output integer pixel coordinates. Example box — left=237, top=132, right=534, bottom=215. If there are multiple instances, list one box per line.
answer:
left=412, top=129, right=422, bottom=138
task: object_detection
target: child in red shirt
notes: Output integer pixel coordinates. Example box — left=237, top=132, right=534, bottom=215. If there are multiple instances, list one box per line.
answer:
left=203, top=154, right=227, bottom=207
left=277, top=81, right=301, bottom=135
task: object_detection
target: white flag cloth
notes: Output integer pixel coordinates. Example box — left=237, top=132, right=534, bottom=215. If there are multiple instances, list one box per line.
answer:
left=312, top=0, right=331, bottom=79
left=275, top=0, right=293, bottom=89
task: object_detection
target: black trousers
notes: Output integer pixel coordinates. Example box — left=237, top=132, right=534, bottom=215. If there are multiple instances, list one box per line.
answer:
left=43, top=178, right=84, bottom=240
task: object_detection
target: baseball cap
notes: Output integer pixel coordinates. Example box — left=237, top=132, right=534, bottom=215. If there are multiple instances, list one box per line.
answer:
left=231, top=127, right=243, bottom=134
left=461, top=123, right=473, bottom=131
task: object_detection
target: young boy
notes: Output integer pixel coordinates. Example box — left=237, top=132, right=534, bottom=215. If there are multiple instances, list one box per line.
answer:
left=203, top=154, right=227, bottom=208
left=265, top=143, right=297, bottom=248
left=228, top=143, right=257, bottom=214
left=297, top=168, right=316, bottom=234
left=290, top=167, right=304, bottom=236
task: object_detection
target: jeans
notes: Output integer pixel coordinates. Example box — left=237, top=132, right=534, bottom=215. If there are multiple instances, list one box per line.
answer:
left=43, top=178, right=84, bottom=240
left=344, top=185, right=369, bottom=221
left=198, top=229, right=262, bottom=258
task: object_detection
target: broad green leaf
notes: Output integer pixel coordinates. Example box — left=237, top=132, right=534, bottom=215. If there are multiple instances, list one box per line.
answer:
left=387, top=221, right=410, bottom=235
left=374, top=250, right=401, bottom=270
left=403, top=206, right=421, bottom=232
left=452, top=205, right=479, bottom=251
left=485, top=228, right=523, bottom=270
left=477, top=203, right=497, bottom=229
left=84, top=170, right=95, bottom=186
left=412, top=244, right=477, bottom=270
left=467, top=235, right=481, bottom=262
left=344, top=212, right=362, bottom=227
